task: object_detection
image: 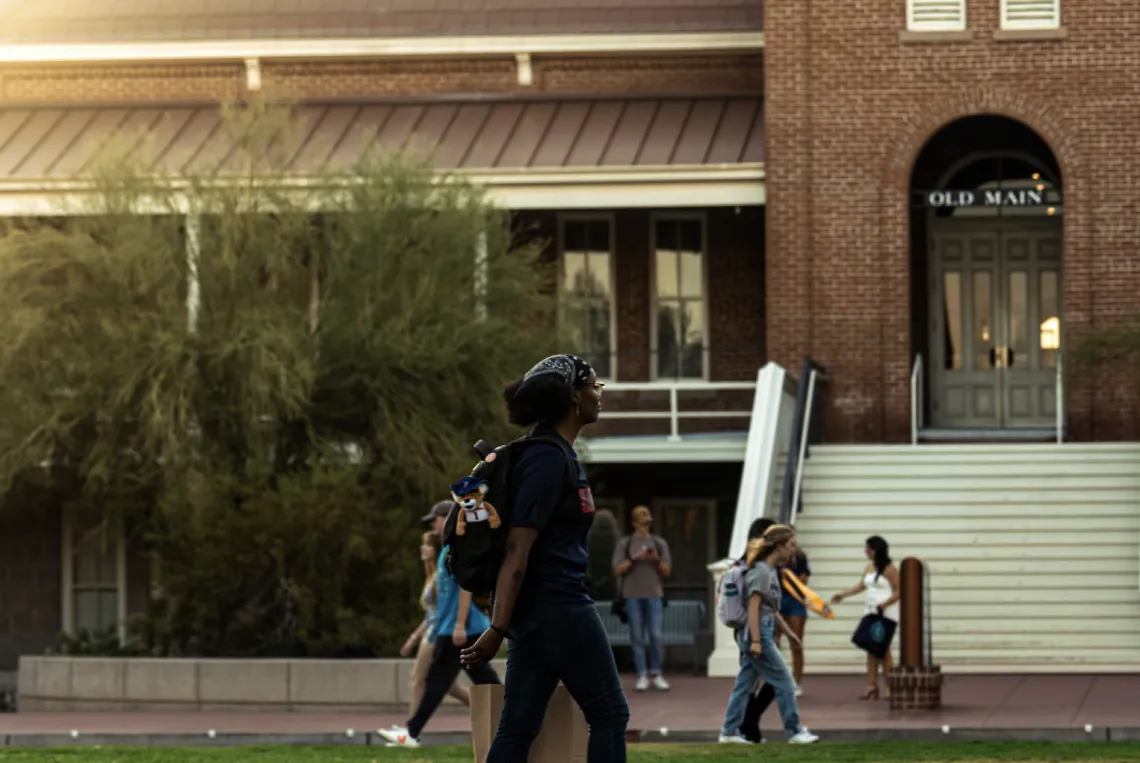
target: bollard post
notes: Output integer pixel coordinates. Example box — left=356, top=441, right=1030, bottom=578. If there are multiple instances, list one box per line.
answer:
left=889, top=556, right=942, bottom=711
left=900, top=556, right=925, bottom=668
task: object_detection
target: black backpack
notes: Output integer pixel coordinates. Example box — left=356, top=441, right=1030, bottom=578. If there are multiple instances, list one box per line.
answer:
left=443, top=434, right=575, bottom=596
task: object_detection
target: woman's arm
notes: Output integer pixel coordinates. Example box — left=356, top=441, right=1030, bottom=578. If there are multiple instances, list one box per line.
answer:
left=832, top=569, right=868, bottom=603
left=401, top=620, right=426, bottom=656
left=488, top=526, right=539, bottom=633
left=878, top=564, right=902, bottom=611
left=452, top=590, right=473, bottom=645
left=746, top=594, right=762, bottom=655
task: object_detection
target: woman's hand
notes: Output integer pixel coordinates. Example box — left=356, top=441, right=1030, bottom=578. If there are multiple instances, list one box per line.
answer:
left=830, top=593, right=844, bottom=605
left=452, top=625, right=467, bottom=646
left=461, top=628, right=504, bottom=668
left=748, top=641, right=762, bottom=657
left=399, top=637, right=416, bottom=658
left=784, top=631, right=802, bottom=649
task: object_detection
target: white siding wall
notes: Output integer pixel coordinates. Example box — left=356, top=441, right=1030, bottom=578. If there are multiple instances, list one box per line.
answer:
left=794, top=444, right=1140, bottom=674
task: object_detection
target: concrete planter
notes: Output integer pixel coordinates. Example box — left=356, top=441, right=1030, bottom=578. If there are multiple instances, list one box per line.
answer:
left=17, top=656, right=508, bottom=712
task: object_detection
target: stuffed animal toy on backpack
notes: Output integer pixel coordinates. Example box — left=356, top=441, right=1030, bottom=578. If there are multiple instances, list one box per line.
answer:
left=449, top=475, right=502, bottom=537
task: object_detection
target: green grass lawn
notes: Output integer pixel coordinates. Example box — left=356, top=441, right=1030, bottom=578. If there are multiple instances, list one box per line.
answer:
left=1, top=744, right=1140, bottom=763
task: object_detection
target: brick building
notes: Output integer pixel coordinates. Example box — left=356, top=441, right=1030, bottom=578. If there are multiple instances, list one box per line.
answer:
left=765, top=0, right=1139, bottom=442
left=1, top=1, right=1138, bottom=674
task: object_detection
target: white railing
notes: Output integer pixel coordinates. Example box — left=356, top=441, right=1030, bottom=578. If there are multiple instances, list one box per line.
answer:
left=727, top=363, right=797, bottom=559
left=600, top=380, right=756, bottom=442
left=1055, top=356, right=1064, bottom=444
left=910, top=354, right=924, bottom=446
left=788, top=367, right=820, bottom=527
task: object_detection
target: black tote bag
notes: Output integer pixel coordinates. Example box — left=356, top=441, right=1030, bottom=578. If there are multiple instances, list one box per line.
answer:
left=851, top=613, right=897, bottom=659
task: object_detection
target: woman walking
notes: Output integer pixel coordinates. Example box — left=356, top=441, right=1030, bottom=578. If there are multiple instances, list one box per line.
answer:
left=775, top=541, right=811, bottom=697
left=460, top=354, right=629, bottom=763
left=400, top=529, right=470, bottom=715
left=719, top=525, right=819, bottom=745
left=831, top=535, right=901, bottom=700
left=738, top=518, right=775, bottom=744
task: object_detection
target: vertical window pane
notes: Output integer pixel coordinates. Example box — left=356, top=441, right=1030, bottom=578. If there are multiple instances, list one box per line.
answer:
left=99, top=591, right=120, bottom=632
left=680, top=251, right=702, bottom=298
left=1008, top=271, right=1029, bottom=369
left=560, top=220, right=613, bottom=376
left=586, top=220, right=609, bottom=252
left=655, top=219, right=678, bottom=252
left=973, top=271, right=993, bottom=371
left=74, top=541, right=99, bottom=586
left=1040, top=270, right=1060, bottom=368
left=590, top=252, right=611, bottom=297
left=678, top=220, right=701, bottom=254
left=655, top=250, right=679, bottom=298
left=563, top=219, right=586, bottom=252
left=562, top=251, right=586, bottom=293
left=656, top=305, right=681, bottom=378
left=654, top=218, right=705, bottom=379
left=74, top=591, right=99, bottom=633
left=943, top=271, right=963, bottom=370
left=589, top=300, right=612, bottom=379
left=681, top=301, right=704, bottom=377
left=97, top=549, right=118, bottom=587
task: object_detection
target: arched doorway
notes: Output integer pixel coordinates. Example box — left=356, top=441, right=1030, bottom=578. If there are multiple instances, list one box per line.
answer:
left=910, top=116, right=1062, bottom=434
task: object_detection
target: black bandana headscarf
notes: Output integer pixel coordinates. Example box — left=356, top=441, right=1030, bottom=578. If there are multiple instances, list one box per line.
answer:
left=518, top=354, right=594, bottom=392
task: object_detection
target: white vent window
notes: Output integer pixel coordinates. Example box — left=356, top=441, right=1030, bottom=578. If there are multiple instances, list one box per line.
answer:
left=1002, top=0, right=1061, bottom=30
left=907, top=0, right=967, bottom=32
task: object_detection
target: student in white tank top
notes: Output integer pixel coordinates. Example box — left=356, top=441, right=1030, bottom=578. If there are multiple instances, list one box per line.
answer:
left=829, top=536, right=901, bottom=701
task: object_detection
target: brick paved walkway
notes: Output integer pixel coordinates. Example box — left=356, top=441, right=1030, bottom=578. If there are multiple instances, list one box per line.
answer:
left=3, top=675, right=1138, bottom=744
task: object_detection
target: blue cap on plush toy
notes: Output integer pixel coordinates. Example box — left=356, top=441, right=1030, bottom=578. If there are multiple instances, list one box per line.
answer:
left=450, top=475, right=487, bottom=496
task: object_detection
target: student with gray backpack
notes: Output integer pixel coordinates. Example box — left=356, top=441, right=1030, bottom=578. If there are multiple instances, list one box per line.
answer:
left=716, top=518, right=775, bottom=743
left=717, top=524, right=818, bottom=745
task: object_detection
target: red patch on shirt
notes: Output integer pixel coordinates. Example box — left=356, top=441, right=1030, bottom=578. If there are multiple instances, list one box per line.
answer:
left=578, top=487, right=596, bottom=514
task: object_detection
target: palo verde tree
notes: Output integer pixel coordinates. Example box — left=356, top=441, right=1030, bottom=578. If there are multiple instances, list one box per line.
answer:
left=0, top=100, right=562, bottom=656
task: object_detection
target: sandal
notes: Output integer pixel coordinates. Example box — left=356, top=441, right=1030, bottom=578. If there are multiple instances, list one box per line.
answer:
left=859, top=685, right=880, bottom=701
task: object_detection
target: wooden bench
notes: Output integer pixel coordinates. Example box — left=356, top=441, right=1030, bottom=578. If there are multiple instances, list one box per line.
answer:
left=594, top=599, right=706, bottom=674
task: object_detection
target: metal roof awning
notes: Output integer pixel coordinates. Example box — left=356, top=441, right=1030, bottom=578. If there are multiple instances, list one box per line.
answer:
left=0, top=96, right=764, bottom=215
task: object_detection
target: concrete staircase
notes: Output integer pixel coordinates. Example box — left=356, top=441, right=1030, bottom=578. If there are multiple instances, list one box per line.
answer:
left=793, top=443, right=1140, bottom=674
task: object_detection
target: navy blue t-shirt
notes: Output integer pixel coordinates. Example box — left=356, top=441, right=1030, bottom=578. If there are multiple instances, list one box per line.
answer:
left=510, top=428, right=595, bottom=609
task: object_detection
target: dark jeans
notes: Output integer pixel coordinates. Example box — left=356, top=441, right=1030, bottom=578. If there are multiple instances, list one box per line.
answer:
left=740, top=682, right=776, bottom=742
left=408, top=634, right=500, bottom=739
left=486, top=601, right=629, bottom=763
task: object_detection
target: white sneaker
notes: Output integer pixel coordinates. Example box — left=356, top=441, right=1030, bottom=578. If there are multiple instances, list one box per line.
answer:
left=635, top=676, right=649, bottom=692
left=795, top=684, right=804, bottom=698
left=789, top=729, right=819, bottom=744
left=377, top=727, right=420, bottom=747
left=651, top=675, right=671, bottom=691
left=718, top=733, right=750, bottom=744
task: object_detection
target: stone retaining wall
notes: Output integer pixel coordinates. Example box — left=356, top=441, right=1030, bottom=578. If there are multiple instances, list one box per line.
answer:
left=17, top=656, right=508, bottom=712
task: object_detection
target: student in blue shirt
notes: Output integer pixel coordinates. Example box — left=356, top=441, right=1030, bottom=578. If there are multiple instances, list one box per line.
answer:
left=380, top=540, right=500, bottom=747
left=459, top=354, right=629, bottom=763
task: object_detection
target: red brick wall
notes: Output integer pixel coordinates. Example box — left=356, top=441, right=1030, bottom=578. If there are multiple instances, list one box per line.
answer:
left=0, top=54, right=762, bottom=104
left=764, top=3, right=1140, bottom=442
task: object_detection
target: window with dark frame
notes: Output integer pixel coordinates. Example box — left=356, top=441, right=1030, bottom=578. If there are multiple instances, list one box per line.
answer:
left=654, top=218, right=706, bottom=380
left=559, top=218, right=614, bottom=379
left=70, top=521, right=121, bottom=635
